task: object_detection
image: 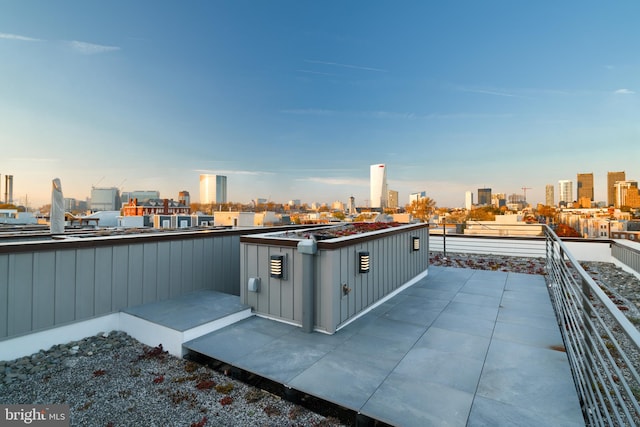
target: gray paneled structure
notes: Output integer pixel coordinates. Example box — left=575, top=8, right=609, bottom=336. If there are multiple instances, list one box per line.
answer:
left=0, top=227, right=309, bottom=341
left=240, top=223, right=429, bottom=333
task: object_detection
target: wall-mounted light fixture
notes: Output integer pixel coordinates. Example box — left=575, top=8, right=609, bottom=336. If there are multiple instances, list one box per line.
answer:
left=358, top=251, right=370, bottom=274
left=270, top=254, right=285, bottom=279
left=412, top=236, right=420, bottom=251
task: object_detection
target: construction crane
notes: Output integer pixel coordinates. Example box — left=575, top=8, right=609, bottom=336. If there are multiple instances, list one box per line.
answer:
left=522, top=186, right=532, bottom=202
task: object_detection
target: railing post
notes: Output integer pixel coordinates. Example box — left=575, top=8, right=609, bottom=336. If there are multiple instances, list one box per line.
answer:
left=443, top=222, right=447, bottom=258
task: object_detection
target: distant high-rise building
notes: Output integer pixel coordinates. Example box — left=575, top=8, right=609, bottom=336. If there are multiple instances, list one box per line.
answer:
left=614, top=180, right=639, bottom=208
left=409, top=191, right=426, bottom=204
left=545, top=185, right=555, bottom=206
left=491, top=193, right=506, bottom=208
left=90, top=187, right=121, bottom=211
left=465, top=191, right=473, bottom=210
left=348, top=196, right=356, bottom=215
left=558, top=180, right=573, bottom=205
left=4, top=174, right=13, bottom=204
left=370, top=164, right=388, bottom=208
left=387, top=190, right=399, bottom=209
left=477, top=188, right=491, bottom=206
left=178, top=191, right=190, bottom=206
left=64, top=198, right=77, bottom=211
left=577, top=173, right=594, bottom=202
left=607, top=171, right=626, bottom=207
left=199, top=174, right=227, bottom=204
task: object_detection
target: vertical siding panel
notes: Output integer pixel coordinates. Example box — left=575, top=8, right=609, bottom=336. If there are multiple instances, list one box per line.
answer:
left=127, top=244, right=144, bottom=306
left=256, top=245, right=270, bottom=313
left=9, top=253, right=33, bottom=335
left=33, top=252, right=55, bottom=330
left=76, top=249, right=96, bottom=320
left=156, top=242, right=171, bottom=300
left=339, top=248, right=349, bottom=325
left=239, top=241, right=247, bottom=304
left=212, top=237, right=223, bottom=292
left=0, top=254, right=8, bottom=338
left=169, top=240, right=182, bottom=298
left=182, top=240, right=194, bottom=294
left=268, top=248, right=283, bottom=318
left=280, top=248, right=294, bottom=321
left=142, top=243, right=158, bottom=303
left=192, top=238, right=204, bottom=291
left=55, top=251, right=76, bottom=324
left=112, top=245, right=129, bottom=310
left=94, top=247, right=112, bottom=315
left=202, top=238, right=213, bottom=291
left=349, top=248, right=357, bottom=319
left=229, top=236, right=241, bottom=295
left=221, top=236, right=232, bottom=294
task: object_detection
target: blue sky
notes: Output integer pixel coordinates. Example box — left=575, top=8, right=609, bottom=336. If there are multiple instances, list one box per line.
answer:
left=1, top=1, right=639, bottom=209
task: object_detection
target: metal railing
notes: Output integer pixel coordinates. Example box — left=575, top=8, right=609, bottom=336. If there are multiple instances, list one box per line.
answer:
left=612, top=241, right=640, bottom=276
left=544, top=226, right=640, bottom=426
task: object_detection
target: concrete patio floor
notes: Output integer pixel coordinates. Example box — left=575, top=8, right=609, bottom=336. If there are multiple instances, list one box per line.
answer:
left=138, top=266, right=584, bottom=426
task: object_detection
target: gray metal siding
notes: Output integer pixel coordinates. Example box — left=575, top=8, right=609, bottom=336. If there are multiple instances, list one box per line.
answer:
left=241, top=225, right=430, bottom=334
left=94, top=247, right=113, bottom=315
left=34, top=252, right=55, bottom=330
left=10, top=253, right=33, bottom=336
left=0, top=232, right=245, bottom=341
left=55, top=251, right=76, bottom=325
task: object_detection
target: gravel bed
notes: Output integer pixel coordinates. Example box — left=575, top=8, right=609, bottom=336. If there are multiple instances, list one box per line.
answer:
left=0, top=332, right=345, bottom=427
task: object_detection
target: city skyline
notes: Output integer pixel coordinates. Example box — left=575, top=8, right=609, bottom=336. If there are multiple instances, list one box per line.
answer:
left=1, top=2, right=639, bottom=208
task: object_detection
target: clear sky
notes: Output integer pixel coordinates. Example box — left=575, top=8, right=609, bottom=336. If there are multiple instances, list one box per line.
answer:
left=1, top=1, right=639, bottom=209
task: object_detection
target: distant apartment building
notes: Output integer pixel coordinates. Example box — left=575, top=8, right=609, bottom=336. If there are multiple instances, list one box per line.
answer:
left=409, top=191, right=426, bottom=204
left=331, top=200, right=345, bottom=211
left=122, top=198, right=190, bottom=216
left=607, top=171, right=625, bottom=207
left=477, top=188, right=491, bottom=206
left=387, top=190, right=399, bottom=209
left=90, top=187, right=121, bottom=211
left=121, top=191, right=161, bottom=206
left=491, top=193, right=506, bottom=208
left=614, top=180, right=640, bottom=208
left=465, top=191, right=473, bottom=210
left=64, top=198, right=77, bottom=211
left=545, top=185, right=554, bottom=206
left=200, top=174, right=227, bottom=204
left=558, top=180, right=573, bottom=206
left=507, top=193, right=526, bottom=211
left=577, top=173, right=594, bottom=207
left=370, top=164, right=388, bottom=208
left=178, top=191, right=190, bottom=206
left=288, top=199, right=301, bottom=207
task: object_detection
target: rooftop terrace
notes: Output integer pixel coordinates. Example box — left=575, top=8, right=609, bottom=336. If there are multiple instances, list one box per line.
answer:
left=1, top=224, right=639, bottom=425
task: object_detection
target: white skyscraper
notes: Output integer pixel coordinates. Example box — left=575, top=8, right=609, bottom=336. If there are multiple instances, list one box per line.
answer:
left=200, top=174, right=227, bottom=204
left=558, top=180, right=573, bottom=205
left=465, top=191, right=473, bottom=210
left=370, top=164, right=388, bottom=208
